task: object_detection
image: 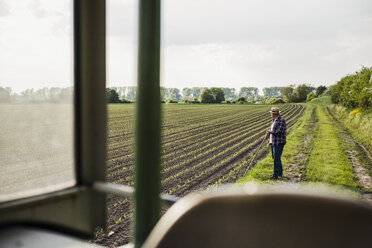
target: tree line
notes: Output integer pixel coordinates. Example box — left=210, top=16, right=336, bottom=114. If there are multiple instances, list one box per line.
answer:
left=0, top=87, right=73, bottom=103
left=106, top=85, right=330, bottom=104
left=0, top=85, right=327, bottom=104
left=106, top=86, right=285, bottom=103
left=3, top=67, right=369, bottom=107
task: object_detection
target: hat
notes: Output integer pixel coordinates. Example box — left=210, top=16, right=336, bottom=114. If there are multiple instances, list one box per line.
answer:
left=269, top=107, right=280, bottom=115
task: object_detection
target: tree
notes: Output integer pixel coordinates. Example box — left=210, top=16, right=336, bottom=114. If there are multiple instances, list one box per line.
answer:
left=239, top=87, right=258, bottom=100
left=221, top=87, right=236, bottom=100
left=182, top=88, right=192, bottom=101
left=200, top=88, right=215, bottom=103
left=263, top=87, right=282, bottom=98
left=295, top=84, right=314, bottom=102
left=331, top=67, right=372, bottom=109
left=210, top=87, right=225, bottom=103
left=280, top=86, right=295, bottom=102
left=0, top=87, right=12, bottom=102
left=191, top=87, right=205, bottom=99
left=168, top=88, right=181, bottom=101
left=59, top=87, right=73, bottom=102
left=107, top=88, right=120, bottom=103
left=237, top=97, right=246, bottom=102
left=126, top=86, right=136, bottom=100
left=316, top=85, right=327, bottom=96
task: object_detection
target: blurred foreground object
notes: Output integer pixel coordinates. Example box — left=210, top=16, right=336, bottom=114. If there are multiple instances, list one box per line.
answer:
left=143, top=183, right=372, bottom=248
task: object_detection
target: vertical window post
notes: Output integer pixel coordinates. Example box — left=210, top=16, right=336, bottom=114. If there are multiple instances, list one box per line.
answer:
left=74, top=0, right=107, bottom=230
left=135, top=0, right=161, bottom=247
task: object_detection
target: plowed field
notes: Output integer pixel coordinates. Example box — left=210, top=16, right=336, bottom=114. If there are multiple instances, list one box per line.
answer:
left=95, top=103, right=305, bottom=247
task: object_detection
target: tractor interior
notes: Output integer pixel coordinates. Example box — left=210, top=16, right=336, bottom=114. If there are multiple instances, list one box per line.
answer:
left=1, top=1, right=372, bottom=248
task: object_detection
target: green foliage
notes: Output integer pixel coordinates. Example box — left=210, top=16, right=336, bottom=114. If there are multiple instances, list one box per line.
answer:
left=311, top=96, right=332, bottom=105
left=236, top=97, right=246, bottom=102
left=200, top=87, right=225, bottom=103
left=329, top=104, right=372, bottom=154
left=168, top=99, right=178, bottom=103
left=264, top=97, right=284, bottom=104
left=221, top=88, right=237, bottom=100
left=263, top=87, right=282, bottom=98
left=331, top=67, right=372, bottom=110
left=182, top=88, right=192, bottom=100
left=296, top=84, right=315, bottom=102
left=106, top=88, right=120, bottom=103
left=119, top=99, right=132, bottom=103
left=306, top=92, right=316, bottom=102
left=161, top=87, right=181, bottom=101
left=210, top=87, right=225, bottom=103
left=190, top=97, right=200, bottom=103
left=280, top=86, right=295, bottom=102
left=316, top=85, right=327, bottom=96
left=239, top=87, right=259, bottom=100
left=280, top=84, right=314, bottom=103
left=200, top=88, right=215, bottom=103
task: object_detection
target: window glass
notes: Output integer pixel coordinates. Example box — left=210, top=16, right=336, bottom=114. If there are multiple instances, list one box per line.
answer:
left=0, top=0, right=74, bottom=202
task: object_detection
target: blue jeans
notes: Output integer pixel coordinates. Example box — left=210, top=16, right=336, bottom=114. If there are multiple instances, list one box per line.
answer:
left=271, top=144, right=284, bottom=176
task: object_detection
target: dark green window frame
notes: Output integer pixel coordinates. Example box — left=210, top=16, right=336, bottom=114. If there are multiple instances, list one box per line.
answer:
left=0, top=0, right=168, bottom=246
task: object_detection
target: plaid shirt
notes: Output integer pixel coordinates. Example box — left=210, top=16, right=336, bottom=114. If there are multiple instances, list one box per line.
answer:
left=269, top=115, right=287, bottom=145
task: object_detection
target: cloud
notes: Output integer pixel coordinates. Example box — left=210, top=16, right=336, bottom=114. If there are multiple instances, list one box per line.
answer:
left=28, top=0, right=47, bottom=18
left=0, top=0, right=10, bottom=17
left=162, top=0, right=372, bottom=45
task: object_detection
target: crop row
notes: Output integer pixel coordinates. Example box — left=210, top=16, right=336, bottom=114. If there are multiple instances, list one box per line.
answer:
left=162, top=105, right=304, bottom=195
left=106, top=105, right=295, bottom=179
left=106, top=104, right=297, bottom=173
left=107, top=105, right=304, bottom=189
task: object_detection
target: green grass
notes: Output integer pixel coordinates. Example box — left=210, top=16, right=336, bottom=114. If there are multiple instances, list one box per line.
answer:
left=238, top=104, right=312, bottom=183
left=304, top=106, right=359, bottom=189
left=310, top=95, right=332, bottom=105
left=239, top=103, right=360, bottom=191
left=328, top=104, right=372, bottom=155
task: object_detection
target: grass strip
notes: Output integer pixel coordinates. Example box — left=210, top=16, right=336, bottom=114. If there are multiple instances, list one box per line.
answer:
left=306, top=106, right=359, bottom=189
left=328, top=104, right=372, bottom=155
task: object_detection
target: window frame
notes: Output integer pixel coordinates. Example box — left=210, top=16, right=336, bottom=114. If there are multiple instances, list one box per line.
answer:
left=0, top=0, right=107, bottom=237
left=0, top=1, right=166, bottom=245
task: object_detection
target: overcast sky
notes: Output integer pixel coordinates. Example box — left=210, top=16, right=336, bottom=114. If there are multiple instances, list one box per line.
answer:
left=1, top=0, right=371, bottom=93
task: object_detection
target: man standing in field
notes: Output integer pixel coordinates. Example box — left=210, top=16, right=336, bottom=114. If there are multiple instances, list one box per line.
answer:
left=266, top=107, right=287, bottom=180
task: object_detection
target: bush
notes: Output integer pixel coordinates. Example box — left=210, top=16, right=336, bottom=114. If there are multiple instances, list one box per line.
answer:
left=331, top=67, right=372, bottom=110
left=106, top=88, right=120, bottom=103
left=316, top=85, right=327, bottom=96
left=306, top=92, right=316, bottom=102
left=120, top=99, right=132, bottom=103
left=160, top=100, right=166, bottom=103
left=237, top=97, right=246, bottom=102
left=200, top=88, right=225, bottom=103
left=168, top=99, right=178, bottom=103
